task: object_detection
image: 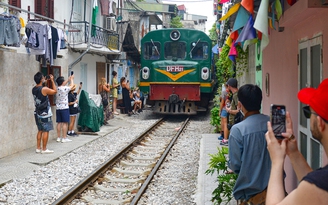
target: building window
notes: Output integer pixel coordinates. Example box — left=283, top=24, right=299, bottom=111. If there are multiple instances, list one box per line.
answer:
left=34, top=0, right=54, bottom=19
left=9, top=0, right=21, bottom=12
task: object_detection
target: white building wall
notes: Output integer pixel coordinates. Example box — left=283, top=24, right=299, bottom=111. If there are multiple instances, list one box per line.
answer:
left=0, top=0, right=124, bottom=158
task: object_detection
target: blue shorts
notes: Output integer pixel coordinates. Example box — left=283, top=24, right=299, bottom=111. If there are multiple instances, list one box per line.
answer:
left=56, top=109, right=70, bottom=123
left=34, top=114, right=54, bottom=132
left=220, top=109, right=228, bottom=118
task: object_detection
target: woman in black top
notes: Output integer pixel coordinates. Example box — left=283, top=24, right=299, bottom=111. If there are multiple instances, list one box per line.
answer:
left=120, top=77, right=132, bottom=116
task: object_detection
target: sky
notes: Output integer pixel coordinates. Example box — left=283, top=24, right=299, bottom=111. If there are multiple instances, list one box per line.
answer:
left=162, top=0, right=216, bottom=34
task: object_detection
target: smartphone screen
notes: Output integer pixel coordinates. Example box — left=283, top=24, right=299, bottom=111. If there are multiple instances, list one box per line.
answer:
left=270, top=104, right=286, bottom=140
left=71, top=71, right=74, bottom=76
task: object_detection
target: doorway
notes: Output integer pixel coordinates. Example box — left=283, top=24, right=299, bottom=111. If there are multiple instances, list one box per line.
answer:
left=298, top=35, right=323, bottom=170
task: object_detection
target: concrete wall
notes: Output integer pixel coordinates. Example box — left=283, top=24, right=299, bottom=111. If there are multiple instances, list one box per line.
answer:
left=0, top=51, right=49, bottom=158
left=261, top=7, right=328, bottom=193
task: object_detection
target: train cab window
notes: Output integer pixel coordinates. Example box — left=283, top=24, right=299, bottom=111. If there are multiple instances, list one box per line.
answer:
left=164, top=42, right=186, bottom=60
left=143, top=42, right=161, bottom=60
left=191, top=42, right=209, bottom=60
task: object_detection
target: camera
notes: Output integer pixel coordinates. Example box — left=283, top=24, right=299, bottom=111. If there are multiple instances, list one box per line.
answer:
left=45, top=75, right=50, bottom=80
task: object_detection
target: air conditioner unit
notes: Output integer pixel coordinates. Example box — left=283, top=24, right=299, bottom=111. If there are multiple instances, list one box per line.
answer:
left=106, top=17, right=117, bottom=31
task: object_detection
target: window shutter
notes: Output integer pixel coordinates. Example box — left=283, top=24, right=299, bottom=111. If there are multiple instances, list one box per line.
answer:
left=35, top=0, right=45, bottom=16
left=9, top=0, right=21, bottom=8
left=49, top=0, right=54, bottom=19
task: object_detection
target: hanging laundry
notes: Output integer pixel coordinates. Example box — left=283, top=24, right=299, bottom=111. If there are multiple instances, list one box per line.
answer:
left=0, top=14, right=20, bottom=46
left=50, top=26, right=59, bottom=59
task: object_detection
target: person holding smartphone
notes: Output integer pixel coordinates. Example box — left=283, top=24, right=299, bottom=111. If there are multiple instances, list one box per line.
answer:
left=228, top=84, right=271, bottom=205
left=111, top=71, right=120, bottom=115
left=265, top=79, right=328, bottom=205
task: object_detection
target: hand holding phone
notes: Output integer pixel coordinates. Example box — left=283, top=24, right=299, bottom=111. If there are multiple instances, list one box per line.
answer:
left=270, top=104, right=286, bottom=140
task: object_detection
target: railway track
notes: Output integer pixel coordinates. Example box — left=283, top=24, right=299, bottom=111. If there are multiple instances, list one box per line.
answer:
left=52, top=117, right=190, bottom=205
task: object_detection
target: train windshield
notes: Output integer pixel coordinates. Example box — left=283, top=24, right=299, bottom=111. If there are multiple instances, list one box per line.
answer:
left=143, top=42, right=161, bottom=60
left=190, top=42, right=209, bottom=60
left=164, top=42, right=186, bottom=60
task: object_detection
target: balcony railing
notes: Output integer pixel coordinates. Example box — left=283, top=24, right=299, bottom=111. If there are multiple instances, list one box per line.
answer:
left=68, top=21, right=119, bottom=51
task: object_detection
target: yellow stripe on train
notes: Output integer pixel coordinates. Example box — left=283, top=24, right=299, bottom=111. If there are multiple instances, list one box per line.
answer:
left=154, top=68, right=195, bottom=81
left=139, top=82, right=212, bottom=87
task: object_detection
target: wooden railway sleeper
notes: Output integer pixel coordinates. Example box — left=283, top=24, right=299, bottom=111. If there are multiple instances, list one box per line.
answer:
left=127, top=154, right=161, bottom=161
left=104, top=176, right=146, bottom=183
left=94, top=184, right=139, bottom=193
left=140, top=141, right=168, bottom=147
left=120, top=161, right=156, bottom=168
left=112, top=167, right=151, bottom=176
left=131, top=150, right=164, bottom=156
left=133, top=146, right=164, bottom=151
left=82, top=195, right=132, bottom=205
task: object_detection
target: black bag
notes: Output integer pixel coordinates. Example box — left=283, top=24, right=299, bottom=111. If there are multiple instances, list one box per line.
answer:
left=35, top=100, right=48, bottom=115
left=102, top=97, right=108, bottom=107
left=101, top=85, right=109, bottom=107
left=227, top=111, right=244, bottom=130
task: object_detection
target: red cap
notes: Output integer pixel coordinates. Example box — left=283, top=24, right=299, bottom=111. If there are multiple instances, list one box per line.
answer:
left=298, top=78, right=328, bottom=121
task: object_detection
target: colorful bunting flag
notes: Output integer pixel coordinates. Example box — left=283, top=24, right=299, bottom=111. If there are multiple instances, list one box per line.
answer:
left=236, top=15, right=256, bottom=44
left=254, top=0, right=269, bottom=51
left=228, top=41, right=237, bottom=64
left=271, top=3, right=276, bottom=30
left=225, top=35, right=232, bottom=47
left=275, top=0, right=282, bottom=20
left=241, top=0, right=254, bottom=14
left=230, top=30, right=239, bottom=41
left=220, top=3, right=240, bottom=21
left=286, top=0, right=296, bottom=6
left=219, top=0, right=230, bottom=3
left=232, top=6, right=250, bottom=32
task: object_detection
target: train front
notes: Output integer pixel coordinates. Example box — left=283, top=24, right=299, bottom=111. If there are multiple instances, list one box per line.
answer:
left=139, top=29, right=213, bottom=115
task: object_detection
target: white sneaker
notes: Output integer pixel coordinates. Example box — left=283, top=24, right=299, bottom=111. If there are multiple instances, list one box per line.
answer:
left=56, top=137, right=61, bottom=142
left=36, top=149, right=41, bottom=153
left=41, top=149, right=54, bottom=154
left=61, top=138, right=72, bottom=143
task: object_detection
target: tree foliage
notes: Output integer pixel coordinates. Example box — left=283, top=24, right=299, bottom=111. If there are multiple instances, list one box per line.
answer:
left=208, top=22, right=218, bottom=46
left=170, top=16, right=183, bottom=28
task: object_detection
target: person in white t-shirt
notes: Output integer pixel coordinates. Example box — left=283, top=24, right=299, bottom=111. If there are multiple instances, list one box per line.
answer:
left=55, top=75, right=74, bottom=143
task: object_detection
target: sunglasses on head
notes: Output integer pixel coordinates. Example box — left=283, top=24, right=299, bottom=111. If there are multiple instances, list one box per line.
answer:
left=303, top=106, right=328, bottom=123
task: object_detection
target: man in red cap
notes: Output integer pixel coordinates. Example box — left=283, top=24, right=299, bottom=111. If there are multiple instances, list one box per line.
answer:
left=265, top=79, right=328, bottom=204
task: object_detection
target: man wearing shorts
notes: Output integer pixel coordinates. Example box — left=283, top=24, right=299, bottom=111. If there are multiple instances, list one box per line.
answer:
left=32, top=72, right=57, bottom=154
left=56, top=75, right=74, bottom=143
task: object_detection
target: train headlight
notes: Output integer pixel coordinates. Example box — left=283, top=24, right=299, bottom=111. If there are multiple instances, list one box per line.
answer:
left=142, top=67, right=150, bottom=79
left=170, top=30, right=180, bottom=41
left=201, top=67, right=209, bottom=80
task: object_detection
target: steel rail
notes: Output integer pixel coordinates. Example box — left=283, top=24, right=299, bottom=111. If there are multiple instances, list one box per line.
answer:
left=51, top=117, right=165, bottom=205
left=130, top=117, right=190, bottom=205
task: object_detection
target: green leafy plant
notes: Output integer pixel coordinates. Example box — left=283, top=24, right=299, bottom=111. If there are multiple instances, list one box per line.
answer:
left=205, top=147, right=237, bottom=205
left=210, top=106, right=221, bottom=133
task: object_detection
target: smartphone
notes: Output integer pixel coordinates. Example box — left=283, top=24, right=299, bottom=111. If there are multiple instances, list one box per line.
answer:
left=80, top=82, right=82, bottom=85
left=71, top=71, right=74, bottom=76
left=270, top=104, right=286, bottom=140
left=45, top=75, right=50, bottom=80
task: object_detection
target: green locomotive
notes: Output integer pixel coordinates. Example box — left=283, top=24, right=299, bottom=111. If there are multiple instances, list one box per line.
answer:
left=139, top=28, right=215, bottom=115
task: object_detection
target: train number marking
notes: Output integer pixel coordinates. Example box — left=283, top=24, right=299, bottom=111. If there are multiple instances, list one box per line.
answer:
left=166, top=66, right=184, bottom=72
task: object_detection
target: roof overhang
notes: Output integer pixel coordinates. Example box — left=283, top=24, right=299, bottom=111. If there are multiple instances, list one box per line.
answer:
left=122, top=23, right=140, bottom=63
left=141, top=12, right=163, bottom=25
left=69, top=43, right=121, bottom=55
